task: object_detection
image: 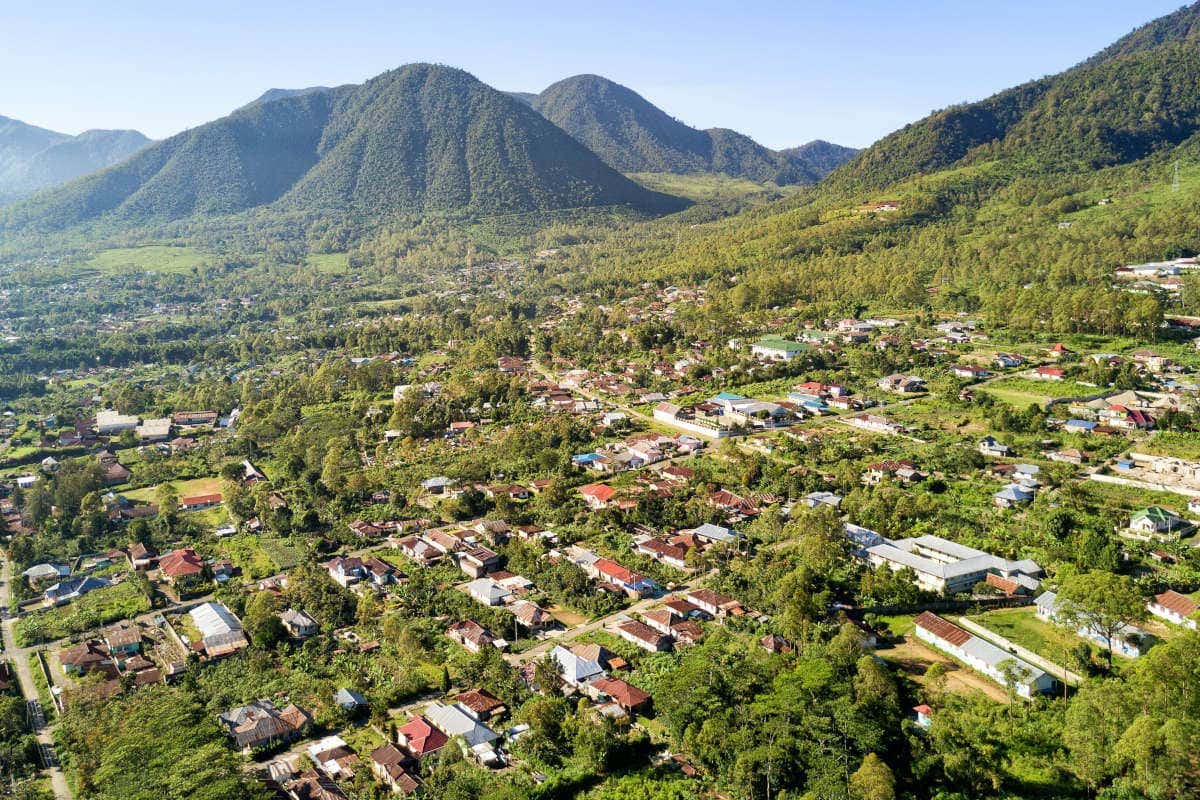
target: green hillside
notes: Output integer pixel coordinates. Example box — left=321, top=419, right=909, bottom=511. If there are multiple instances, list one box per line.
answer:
left=0, top=116, right=149, bottom=205
left=527, top=74, right=855, bottom=184
left=828, top=4, right=1200, bottom=192
left=0, top=65, right=683, bottom=236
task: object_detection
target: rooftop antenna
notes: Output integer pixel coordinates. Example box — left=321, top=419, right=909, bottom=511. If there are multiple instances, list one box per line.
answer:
left=1173, top=161, right=1180, bottom=193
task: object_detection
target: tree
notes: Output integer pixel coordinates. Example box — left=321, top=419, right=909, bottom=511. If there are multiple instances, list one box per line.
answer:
left=155, top=482, right=180, bottom=517
left=1058, top=571, right=1148, bottom=669
left=849, top=753, right=896, bottom=800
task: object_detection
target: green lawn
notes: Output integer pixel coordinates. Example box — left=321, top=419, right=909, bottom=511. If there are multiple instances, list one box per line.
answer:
left=307, top=252, right=350, bottom=274
left=16, top=581, right=151, bottom=646
left=626, top=171, right=792, bottom=201
left=1136, top=432, right=1200, bottom=461
left=122, top=476, right=224, bottom=504
left=968, top=607, right=1092, bottom=667
left=85, top=245, right=207, bottom=275
left=216, top=535, right=278, bottom=580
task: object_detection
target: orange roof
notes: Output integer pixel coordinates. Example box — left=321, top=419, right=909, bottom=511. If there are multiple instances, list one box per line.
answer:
left=1154, top=590, right=1197, bottom=617
left=914, top=611, right=971, bottom=646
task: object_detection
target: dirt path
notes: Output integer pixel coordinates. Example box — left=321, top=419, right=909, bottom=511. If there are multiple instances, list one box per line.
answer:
left=880, top=635, right=1010, bottom=703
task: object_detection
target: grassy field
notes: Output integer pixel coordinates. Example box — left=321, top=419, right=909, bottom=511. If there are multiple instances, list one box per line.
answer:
left=86, top=245, right=207, bottom=275
left=307, top=252, right=350, bottom=274
left=626, top=172, right=792, bottom=201
left=16, top=581, right=151, bottom=646
left=968, top=607, right=1093, bottom=667
left=982, top=377, right=1098, bottom=408
left=260, top=538, right=305, bottom=571
left=122, top=476, right=223, bottom=503
left=1137, top=432, right=1200, bottom=461
left=216, top=535, right=278, bottom=580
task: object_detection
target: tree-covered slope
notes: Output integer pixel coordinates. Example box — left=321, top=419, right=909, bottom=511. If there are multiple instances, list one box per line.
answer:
left=0, top=65, right=682, bottom=235
left=827, top=2, right=1200, bottom=192
left=284, top=65, right=680, bottom=215
left=526, top=74, right=855, bottom=184
left=0, top=116, right=149, bottom=205
left=781, top=140, right=862, bottom=178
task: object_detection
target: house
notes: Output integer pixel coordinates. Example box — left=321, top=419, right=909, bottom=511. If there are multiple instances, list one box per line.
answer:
left=219, top=700, right=312, bottom=753
left=616, top=619, right=672, bottom=652
left=761, top=634, right=794, bottom=654
left=510, top=600, right=554, bottom=631
left=129, top=542, right=157, bottom=569
left=1047, top=343, right=1072, bottom=360
left=802, top=491, right=842, bottom=509
left=447, top=620, right=506, bottom=653
left=862, top=534, right=1042, bottom=595
left=397, top=535, right=442, bottom=565
left=978, top=436, right=1012, bottom=458
left=455, top=689, right=507, bottom=721
left=103, top=623, right=142, bottom=658
left=994, top=353, right=1024, bottom=368
left=334, top=688, right=368, bottom=711
left=466, top=578, right=511, bottom=607
left=95, top=409, right=139, bottom=435
left=180, top=493, right=223, bottom=511
left=281, top=609, right=319, bottom=639
left=1123, top=506, right=1191, bottom=542
left=864, top=459, right=924, bottom=485
left=1036, top=591, right=1145, bottom=658
left=952, top=365, right=988, bottom=379
left=424, top=701, right=500, bottom=751
left=397, top=715, right=448, bottom=759
left=420, top=476, right=457, bottom=496
left=59, top=640, right=115, bottom=677
left=135, top=417, right=172, bottom=442
left=685, top=588, right=745, bottom=617
left=21, top=563, right=68, bottom=585
left=913, top=612, right=1054, bottom=698
left=1147, top=590, right=1198, bottom=630
left=751, top=337, right=809, bottom=362
left=288, top=770, right=348, bottom=800
left=1030, top=366, right=1066, bottom=381
left=369, top=743, right=420, bottom=794
left=307, top=735, right=359, bottom=778
left=593, top=558, right=657, bottom=598
left=993, top=484, right=1035, bottom=508
left=189, top=601, right=249, bottom=657
left=688, top=522, right=743, bottom=546
left=635, top=537, right=690, bottom=570
left=172, top=410, right=219, bottom=426
left=458, top=546, right=501, bottom=579
left=913, top=704, right=933, bottom=730
left=588, top=677, right=651, bottom=715
left=158, top=547, right=206, bottom=586
left=878, top=374, right=926, bottom=394
left=551, top=644, right=606, bottom=686
left=846, top=414, right=904, bottom=435
left=43, top=575, right=109, bottom=605
left=579, top=483, right=617, bottom=510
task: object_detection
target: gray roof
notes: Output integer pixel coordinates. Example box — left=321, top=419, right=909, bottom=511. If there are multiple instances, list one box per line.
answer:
left=424, top=702, right=499, bottom=747
left=866, top=534, right=1042, bottom=585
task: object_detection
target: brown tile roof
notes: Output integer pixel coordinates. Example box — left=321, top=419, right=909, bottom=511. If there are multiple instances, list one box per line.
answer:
left=591, top=677, right=651, bottom=710
left=455, top=688, right=505, bottom=716
left=914, top=611, right=971, bottom=646
left=1154, top=589, right=1198, bottom=617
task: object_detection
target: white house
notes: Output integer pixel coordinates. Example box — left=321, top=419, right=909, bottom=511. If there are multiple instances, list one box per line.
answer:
left=1037, top=591, right=1144, bottom=658
left=914, top=612, right=1054, bottom=698
left=1148, top=590, right=1198, bottom=630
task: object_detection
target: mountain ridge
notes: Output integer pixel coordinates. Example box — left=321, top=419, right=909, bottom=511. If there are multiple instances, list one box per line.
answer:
left=0, top=116, right=150, bottom=205
left=0, top=64, right=685, bottom=235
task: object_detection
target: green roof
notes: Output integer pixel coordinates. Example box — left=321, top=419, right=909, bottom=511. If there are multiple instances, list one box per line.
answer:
left=1132, top=506, right=1178, bottom=523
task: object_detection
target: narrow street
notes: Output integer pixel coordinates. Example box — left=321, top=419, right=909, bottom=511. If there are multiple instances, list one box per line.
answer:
left=0, top=554, right=75, bottom=800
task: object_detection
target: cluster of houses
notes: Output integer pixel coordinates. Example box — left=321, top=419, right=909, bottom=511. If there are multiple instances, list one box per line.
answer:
left=653, top=392, right=798, bottom=438
left=572, top=431, right=704, bottom=473
left=633, top=522, right=743, bottom=571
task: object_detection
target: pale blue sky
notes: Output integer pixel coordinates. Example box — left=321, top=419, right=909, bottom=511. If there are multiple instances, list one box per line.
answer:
left=0, top=1, right=1185, bottom=149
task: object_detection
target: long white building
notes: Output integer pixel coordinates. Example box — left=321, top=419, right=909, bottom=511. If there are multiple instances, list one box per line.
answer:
left=859, top=532, right=1042, bottom=595
left=914, top=612, right=1055, bottom=698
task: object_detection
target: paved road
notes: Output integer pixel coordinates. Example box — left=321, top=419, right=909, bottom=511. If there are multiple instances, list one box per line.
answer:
left=0, top=555, right=74, bottom=800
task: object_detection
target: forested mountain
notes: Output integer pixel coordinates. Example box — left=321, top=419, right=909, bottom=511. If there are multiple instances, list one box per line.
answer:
left=0, top=116, right=149, bottom=205
left=828, top=3, right=1200, bottom=192
left=240, top=86, right=333, bottom=110
left=781, top=140, right=861, bottom=177
left=525, top=74, right=856, bottom=183
left=0, top=65, right=683, bottom=235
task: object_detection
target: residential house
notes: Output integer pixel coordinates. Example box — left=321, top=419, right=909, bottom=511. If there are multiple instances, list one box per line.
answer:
left=181, top=493, right=223, bottom=511
left=423, top=702, right=501, bottom=765
left=616, top=619, right=672, bottom=652
left=1030, top=366, right=1066, bottom=382
left=593, top=558, right=657, bottom=598
left=878, top=374, right=926, bottom=394
left=219, top=700, right=312, bottom=753
left=978, top=437, right=1012, bottom=458
left=158, top=547, right=206, bottom=587
left=993, top=484, right=1035, bottom=508
left=396, top=715, right=448, bottom=759
left=579, top=483, right=617, bottom=510
left=551, top=645, right=605, bottom=686
left=466, top=578, right=511, bottom=607
left=458, top=546, right=501, bottom=579
left=59, top=640, right=115, bottom=677
left=129, top=542, right=157, bottom=569
left=685, top=588, right=746, bottom=618
left=281, top=609, right=319, bottom=639
left=1123, top=506, right=1191, bottom=542
left=1147, top=590, right=1198, bottom=630
left=369, top=743, right=420, bottom=794
left=455, top=689, right=507, bottom=721
left=447, top=620, right=506, bottom=653
left=751, top=337, right=809, bottom=362
left=587, top=677, right=651, bottom=716
left=189, top=601, right=249, bottom=658
left=43, top=575, right=109, bottom=606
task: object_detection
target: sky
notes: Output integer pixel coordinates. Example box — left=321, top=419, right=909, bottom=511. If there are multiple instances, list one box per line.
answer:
left=0, top=0, right=1186, bottom=150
